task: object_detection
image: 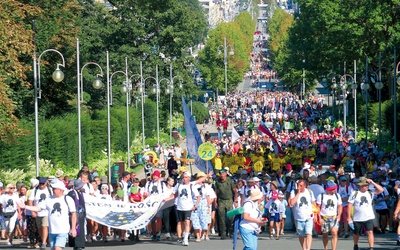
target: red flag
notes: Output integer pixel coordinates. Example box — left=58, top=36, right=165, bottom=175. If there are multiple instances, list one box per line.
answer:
left=258, top=123, right=282, bottom=153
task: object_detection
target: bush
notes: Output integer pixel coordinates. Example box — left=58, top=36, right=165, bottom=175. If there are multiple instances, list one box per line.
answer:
left=191, top=101, right=209, bottom=123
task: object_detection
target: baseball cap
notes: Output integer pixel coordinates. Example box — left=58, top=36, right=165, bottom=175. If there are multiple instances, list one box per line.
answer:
left=153, top=170, right=161, bottom=178
left=219, top=169, right=227, bottom=173
left=30, top=179, right=39, bottom=188
left=326, top=180, right=337, bottom=191
left=339, top=175, right=347, bottom=181
left=39, top=177, right=47, bottom=184
left=252, top=177, right=260, bottom=182
left=51, top=180, right=66, bottom=191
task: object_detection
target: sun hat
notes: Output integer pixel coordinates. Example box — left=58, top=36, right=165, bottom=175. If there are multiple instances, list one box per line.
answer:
left=248, top=189, right=263, bottom=201
left=74, top=179, right=85, bottom=190
left=55, top=170, right=64, bottom=178
left=196, top=172, right=207, bottom=178
left=325, top=180, right=337, bottom=191
left=30, top=178, right=39, bottom=188
left=270, top=181, right=278, bottom=189
left=357, top=177, right=369, bottom=187
left=252, top=177, right=260, bottom=182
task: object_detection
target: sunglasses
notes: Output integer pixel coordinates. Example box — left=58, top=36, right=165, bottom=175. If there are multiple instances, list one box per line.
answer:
left=9, top=187, right=15, bottom=189
left=101, top=188, right=108, bottom=190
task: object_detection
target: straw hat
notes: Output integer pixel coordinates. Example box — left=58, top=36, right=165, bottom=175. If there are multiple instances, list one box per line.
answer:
left=248, top=189, right=263, bottom=201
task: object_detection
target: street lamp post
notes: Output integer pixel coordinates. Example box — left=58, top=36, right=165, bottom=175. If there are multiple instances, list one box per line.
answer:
left=33, top=46, right=65, bottom=177
left=339, top=74, right=354, bottom=130
left=77, top=38, right=104, bottom=169
left=218, top=37, right=234, bottom=97
left=361, top=57, right=370, bottom=142
left=168, top=63, right=183, bottom=144
left=109, top=56, right=135, bottom=174
left=331, top=78, right=338, bottom=116
left=394, top=59, right=400, bottom=152
left=143, top=66, right=170, bottom=146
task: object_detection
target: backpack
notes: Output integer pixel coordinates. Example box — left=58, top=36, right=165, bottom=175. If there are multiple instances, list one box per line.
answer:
left=34, top=185, right=53, bottom=197
left=145, top=180, right=164, bottom=194
left=63, top=194, right=81, bottom=236
left=352, top=190, right=373, bottom=204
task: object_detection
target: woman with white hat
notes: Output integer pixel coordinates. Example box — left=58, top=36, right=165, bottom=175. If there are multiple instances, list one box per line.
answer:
left=239, top=189, right=266, bottom=250
left=0, top=184, right=20, bottom=245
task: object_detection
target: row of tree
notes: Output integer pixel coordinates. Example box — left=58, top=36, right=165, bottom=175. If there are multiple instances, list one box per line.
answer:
left=198, top=10, right=257, bottom=94
left=1, top=0, right=208, bottom=144
left=0, top=0, right=258, bottom=179
left=267, top=0, right=400, bottom=146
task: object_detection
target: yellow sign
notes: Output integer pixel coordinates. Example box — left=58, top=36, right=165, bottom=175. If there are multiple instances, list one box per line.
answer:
left=198, top=142, right=217, bottom=160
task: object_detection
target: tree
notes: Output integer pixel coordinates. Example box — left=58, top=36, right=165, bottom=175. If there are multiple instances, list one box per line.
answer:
left=198, top=11, right=254, bottom=93
left=0, top=0, right=41, bottom=143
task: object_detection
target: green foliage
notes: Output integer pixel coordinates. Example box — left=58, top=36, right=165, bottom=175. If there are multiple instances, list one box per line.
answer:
left=198, top=11, right=254, bottom=92
left=191, top=101, right=209, bottom=123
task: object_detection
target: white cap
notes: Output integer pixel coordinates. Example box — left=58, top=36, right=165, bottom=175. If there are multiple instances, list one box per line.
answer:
left=303, top=162, right=310, bottom=169
left=252, top=177, right=260, bottom=182
left=30, top=178, right=39, bottom=188
left=0, top=182, right=3, bottom=188
left=224, top=167, right=230, bottom=172
left=50, top=180, right=66, bottom=191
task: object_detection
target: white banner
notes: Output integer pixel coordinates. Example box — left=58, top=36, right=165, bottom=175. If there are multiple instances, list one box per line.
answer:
left=84, top=194, right=168, bottom=230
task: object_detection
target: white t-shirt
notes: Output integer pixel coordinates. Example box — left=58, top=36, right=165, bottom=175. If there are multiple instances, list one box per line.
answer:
left=239, top=200, right=260, bottom=230
left=269, top=199, right=283, bottom=216
left=144, top=181, right=166, bottom=196
left=290, top=189, right=315, bottom=221
left=174, top=183, right=199, bottom=211
left=81, top=183, right=94, bottom=196
left=39, top=195, right=76, bottom=234
left=28, top=187, right=52, bottom=217
left=0, top=193, right=19, bottom=215
left=348, top=190, right=375, bottom=222
left=316, top=193, right=342, bottom=217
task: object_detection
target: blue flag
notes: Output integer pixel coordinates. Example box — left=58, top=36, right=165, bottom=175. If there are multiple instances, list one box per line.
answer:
left=182, top=97, right=213, bottom=173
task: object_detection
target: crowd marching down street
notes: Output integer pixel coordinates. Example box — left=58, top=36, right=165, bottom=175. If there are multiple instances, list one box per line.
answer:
left=1, top=8, right=400, bottom=250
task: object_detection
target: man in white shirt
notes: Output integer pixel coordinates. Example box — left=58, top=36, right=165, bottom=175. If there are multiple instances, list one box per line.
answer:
left=347, top=177, right=383, bottom=250
left=19, top=180, right=77, bottom=250
left=289, top=179, right=316, bottom=250
left=174, top=172, right=200, bottom=246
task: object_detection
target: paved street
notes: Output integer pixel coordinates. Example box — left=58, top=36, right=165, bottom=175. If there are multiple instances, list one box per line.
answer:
left=1, top=231, right=398, bottom=249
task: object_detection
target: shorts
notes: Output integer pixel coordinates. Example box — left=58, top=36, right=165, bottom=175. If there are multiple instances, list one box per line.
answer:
left=340, top=206, right=349, bottom=222
left=321, top=217, right=339, bottom=233
left=49, top=233, right=68, bottom=249
left=177, top=210, right=192, bottom=222
left=376, top=209, right=389, bottom=216
left=36, top=216, right=49, bottom=227
left=269, top=213, right=281, bottom=223
left=296, top=218, right=313, bottom=237
left=353, top=219, right=374, bottom=235
left=151, top=209, right=163, bottom=222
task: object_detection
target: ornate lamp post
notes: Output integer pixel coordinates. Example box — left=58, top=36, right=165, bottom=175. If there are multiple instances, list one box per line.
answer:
left=167, top=63, right=183, bottom=144
left=33, top=45, right=65, bottom=177
left=77, top=38, right=104, bottom=169
left=218, top=36, right=234, bottom=97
